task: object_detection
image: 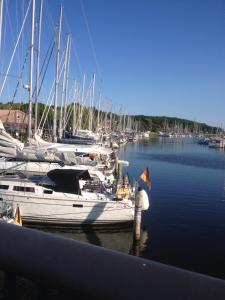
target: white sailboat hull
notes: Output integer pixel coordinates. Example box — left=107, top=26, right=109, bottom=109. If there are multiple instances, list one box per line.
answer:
left=2, top=192, right=134, bottom=225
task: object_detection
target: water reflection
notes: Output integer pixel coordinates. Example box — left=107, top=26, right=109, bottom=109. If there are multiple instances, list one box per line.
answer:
left=132, top=229, right=149, bottom=257
left=140, top=152, right=225, bottom=170
left=81, top=202, right=107, bottom=226
left=30, top=225, right=149, bottom=257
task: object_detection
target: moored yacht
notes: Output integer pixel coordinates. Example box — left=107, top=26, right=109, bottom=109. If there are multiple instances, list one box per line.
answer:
left=208, top=137, right=225, bottom=148
left=0, top=169, right=138, bottom=225
left=0, top=158, right=115, bottom=186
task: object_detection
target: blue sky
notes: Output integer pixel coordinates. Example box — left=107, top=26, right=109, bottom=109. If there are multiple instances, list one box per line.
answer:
left=1, top=0, right=225, bottom=127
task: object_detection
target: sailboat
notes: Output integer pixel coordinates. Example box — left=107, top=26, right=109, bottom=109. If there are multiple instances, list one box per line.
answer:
left=0, top=169, right=139, bottom=225
left=0, top=1, right=146, bottom=227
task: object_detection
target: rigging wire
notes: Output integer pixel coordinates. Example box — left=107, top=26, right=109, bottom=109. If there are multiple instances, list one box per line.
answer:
left=0, top=2, right=7, bottom=77
left=5, top=48, right=30, bottom=124
left=5, top=0, right=21, bottom=73
left=0, top=0, right=3, bottom=59
left=63, top=9, right=83, bottom=80
left=38, top=49, right=66, bottom=131
left=16, top=0, right=21, bottom=72
left=63, top=84, right=74, bottom=128
left=79, top=0, right=102, bottom=81
left=36, top=39, right=55, bottom=98
left=0, top=0, right=31, bottom=98
left=64, top=82, right=77, bottom=131
left=38, top=36, right=55, bottom=85
left=44, top=0, right=57, bottom=35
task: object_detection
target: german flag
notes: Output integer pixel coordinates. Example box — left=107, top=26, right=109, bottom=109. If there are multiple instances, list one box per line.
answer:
left=140, top=168, right=151, bottom=189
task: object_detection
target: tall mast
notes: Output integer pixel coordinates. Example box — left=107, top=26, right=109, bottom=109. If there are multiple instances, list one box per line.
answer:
left=78, top=74, right=85, bottom=131
left=63, top=34, right=71, bottom=135
left=72, top=80, right=77, bottom=135
left=88, top=82, right=91, bottom=131
left=89, top=73, right=95, bottom=132
left=118, top=106, right=122, bottom=131
left=53, top=5, right=62, bottom=142
left=97, top=92, right=101, bottom=132
left=104, top=102, right=108, bottom=132
left=122, top=114, right=126, bottom=131
left=34, top=0, right=43, bottom=133
left=109, top=101, right=112, bottom=132
left=28, top=0, right=35, bottom=143
left=59, top=34, right=70, bottom=138
left=113, top=105, right=117, bottom=132
left=0, top=0, right=3, bottom=59
left=92, top=73, right=96, bottom=132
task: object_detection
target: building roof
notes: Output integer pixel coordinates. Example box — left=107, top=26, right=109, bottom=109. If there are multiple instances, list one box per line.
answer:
left=0, top=109, right=27, bottom=116
left=0, top=109, right=34, bottom=127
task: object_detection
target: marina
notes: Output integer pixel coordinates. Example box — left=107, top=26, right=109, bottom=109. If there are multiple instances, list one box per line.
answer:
left=0, top=0, right=224, bottom=298
left=1, top=135, right=225, bottom=299
left=9, top=136, right=222, bottom=279
left=1, top=121, right=225, bottom=278
left=2, top=136, right=223, bottom=279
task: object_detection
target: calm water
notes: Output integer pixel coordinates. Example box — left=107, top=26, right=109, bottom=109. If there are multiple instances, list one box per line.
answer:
left=44, top=137, right=225, bottom=279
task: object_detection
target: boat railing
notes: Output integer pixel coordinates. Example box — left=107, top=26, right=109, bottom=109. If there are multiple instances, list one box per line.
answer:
left=0, top=223, right=225, bottom=299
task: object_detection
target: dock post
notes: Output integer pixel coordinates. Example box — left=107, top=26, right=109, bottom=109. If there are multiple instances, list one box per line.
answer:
left=115, top=154, right=119, bottom=178
left=133, top=188, right=142, bottom=241
left=115, top=154, right=122, bottom=181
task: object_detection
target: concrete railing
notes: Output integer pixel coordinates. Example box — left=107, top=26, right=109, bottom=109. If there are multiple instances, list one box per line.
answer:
left=0, top=222, right=225, bottom=300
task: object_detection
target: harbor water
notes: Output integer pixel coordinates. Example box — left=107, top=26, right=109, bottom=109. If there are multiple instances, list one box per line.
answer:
left=44, top=137, right=225, bottom=279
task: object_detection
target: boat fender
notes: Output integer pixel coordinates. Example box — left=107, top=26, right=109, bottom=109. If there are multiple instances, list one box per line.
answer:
left=116, top=187, right=130, bottom=200
left=136, top=188, right=149, bottom=211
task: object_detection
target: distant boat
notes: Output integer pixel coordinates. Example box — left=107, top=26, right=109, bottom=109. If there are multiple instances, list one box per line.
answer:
left=208, top=138, right=225, bottom=149
left=198, top=137, right=210, bottom=145
left=158, top=131, right=173, bottom=138
left=0, top=159, right=114, bottom=186
left=58, top=131, right=97, bottom=145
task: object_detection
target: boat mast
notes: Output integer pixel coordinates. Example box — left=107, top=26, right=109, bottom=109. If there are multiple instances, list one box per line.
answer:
left=28, top=0, right=35, bottom=144
left=63, top=34, right=71, bottom=135
left=112, top=104, right=116, bottom=132
left=109, top=101, right=112, bottom=132
left=78, top=74, right=85, bottom=131
left=72, top=80, right=77, bottom=135
left=122, top=113, right=125, bottom=132
left=92, top=73, right=96, bottom=132
left=53, top=5, right=63, bottom=142
left=0, top=1, right=31, bottom=98
left=124, top=114, right=126, bottom=131
left=96, top=92, right=101, bottom=132
left=0, top=0, right=3, bottom=59
left=34, top=0, right=43, bottom=134
left=104, top=102, right=107, bottom=132
left=118, top=106, right=122, bottom=131
left=89, top=73, right=95, bottom=132
left=59, top=34, right=70, bottom=138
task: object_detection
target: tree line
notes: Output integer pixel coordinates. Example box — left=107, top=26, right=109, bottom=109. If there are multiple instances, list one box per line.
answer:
left=0, top=102, right=218, bottom=134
